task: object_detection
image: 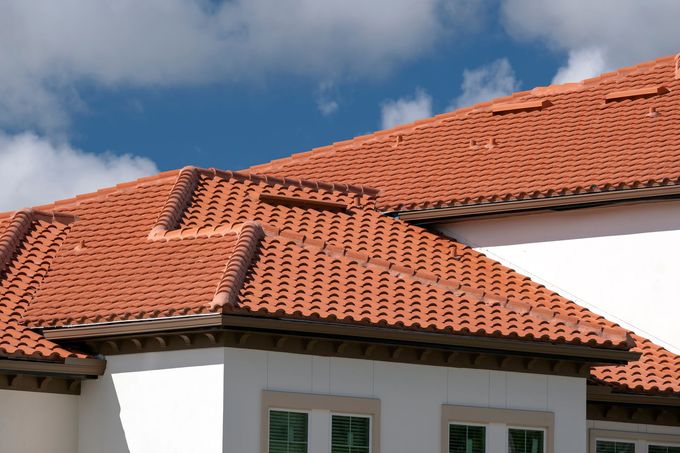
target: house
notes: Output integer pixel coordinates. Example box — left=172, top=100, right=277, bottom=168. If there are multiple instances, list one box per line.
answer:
left=1, top=53, right=679, bottom=453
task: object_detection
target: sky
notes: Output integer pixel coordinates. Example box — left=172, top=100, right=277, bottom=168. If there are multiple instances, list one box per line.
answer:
left=1, top=0, right=680, bottom=210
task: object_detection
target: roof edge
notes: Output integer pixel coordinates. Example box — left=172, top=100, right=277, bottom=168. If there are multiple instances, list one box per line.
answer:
left=0, top=356, right=106, bottom=377
left=395, top=184, right=680, bottom=223
left=42, top=313, right=639, bottom=365
left=588, top=384, right=680, bottom=407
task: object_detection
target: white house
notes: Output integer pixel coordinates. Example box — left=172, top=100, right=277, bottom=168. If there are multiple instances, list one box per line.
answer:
left=1, top=53, right=679, bottom=453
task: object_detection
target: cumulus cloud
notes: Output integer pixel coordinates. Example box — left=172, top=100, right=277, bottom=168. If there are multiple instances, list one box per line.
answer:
left=380, top=88, right=433, bottom=129
left=501, top=0, right=680, bottom=83
left=0, top=132, right=158, bottom=211
left=551, top=48, right=606, bottom=85
left=450, top=58, right=520, bottom=109
left=0, top=0, right=483, bottom=130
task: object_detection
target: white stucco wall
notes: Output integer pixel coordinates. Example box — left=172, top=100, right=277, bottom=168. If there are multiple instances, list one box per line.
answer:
left=0, top=388, right=78, bottom=453
left=74, top=347, right=587, bottom=453
left=436, top=200, right=680, bottom=353
left=78, top=348, right=224, bottom=453
left=222, top=347, right=586, bottom=453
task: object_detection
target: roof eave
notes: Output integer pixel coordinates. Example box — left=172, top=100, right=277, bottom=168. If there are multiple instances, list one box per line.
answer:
left=42, top=313, right=638, bottom=366
left=394, top=185, right=680, bottom=224
left=0, top=356, right=106, bottom=378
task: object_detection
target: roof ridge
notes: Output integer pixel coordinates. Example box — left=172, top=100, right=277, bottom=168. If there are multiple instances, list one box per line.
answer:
left=210, top=221, right=265, bottom=310
left=149, top=166, right=382, bottom=240
left=272, top=226, right=630, bottom=348
left=249, top=53, right=678, bottom=174
left=208, top=167, right=381, bottom=198
left=0, top=209, right=77, bottom=275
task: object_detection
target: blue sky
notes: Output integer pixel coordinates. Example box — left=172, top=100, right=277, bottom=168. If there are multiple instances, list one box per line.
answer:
left=1, top=0, right=679, bottom=209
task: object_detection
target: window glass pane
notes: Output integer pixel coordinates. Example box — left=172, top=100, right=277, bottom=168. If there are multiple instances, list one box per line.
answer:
left=332, top=415, right=370, bottom=453
left=650, top=446, right=680, bottom=453
left=597, top=440, right=635, bottom=453
left=269, top=410, right=308, bottom=453
left=449, top=424, right=486, bottom=453
left=509, top=428, right=544, bottom=453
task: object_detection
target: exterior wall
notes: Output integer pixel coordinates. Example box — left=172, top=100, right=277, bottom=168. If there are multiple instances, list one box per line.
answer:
left=587, top=419, right=680, bottom=452
left=0, top=388, right=78, bottom=453
left=223, top=347, right=587, bottom=453
left=67, top=346, right=594, bottom=453
left=78, top=348, right=224, bottom=453
left=436, top=200, right=680, bottom=353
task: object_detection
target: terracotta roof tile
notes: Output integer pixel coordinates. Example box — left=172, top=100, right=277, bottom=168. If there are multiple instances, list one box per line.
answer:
left=250, top=54, right=680, bottom=212
left=14, top=168, right=628, bottom=352
left=0, top=210, right=86, bottom=360
left=592, top=333, right=680, bottom=396
left=2, top=55, right=679, bottom=399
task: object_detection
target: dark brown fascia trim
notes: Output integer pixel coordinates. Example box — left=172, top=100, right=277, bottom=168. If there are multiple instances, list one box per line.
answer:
left=588, top=385, right=680, bottom=408
left=43, top=313, right=638, bottom=365
left=218, top=316, right=638, bottom=365
left=394, top=185, right=680, bottom=223
left=43, top=313, right=223, bottom=340
left=0, top=356, right=106, bottom=378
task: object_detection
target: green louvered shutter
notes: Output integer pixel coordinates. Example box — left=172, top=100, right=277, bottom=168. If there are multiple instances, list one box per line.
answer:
left=331, top=415, right=370, bottom=453
left=449, top=424, right=486, bottom=453
left=595, top=440, right=635, bottom=453
left=268, top=410, right=308, bottom=453
left=508, top=429, right=544, bottom=453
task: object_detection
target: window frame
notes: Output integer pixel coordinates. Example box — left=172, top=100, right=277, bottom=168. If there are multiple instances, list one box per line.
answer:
left=507, top=426, right=547, bottom=453
left=329, top=412, right=373, bottom=453
left=267, top=408, right=311, bottom=453
left=441, top=405, right=555, bottom=453
left=589, top=429, right=680, bottom=453
left=261, top=390, right=380, bottom=453
left=448, top=421, right=488, bottom=453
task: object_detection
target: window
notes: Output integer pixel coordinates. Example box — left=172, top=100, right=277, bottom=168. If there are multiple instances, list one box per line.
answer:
left=269, top=410, right=309, bottom=453
left=649, top=446, right=680, bottom=453
left=441, top=405, right=553, bottom=453
left=262, top=391, right=380, bottom=453
left=331, top=415, right=371, bottom=453
left=509, top=428, right=545, bottom=453
left=590, top=430, right=680, bottom=453
left=596, top=440, right=635, bottom=453
left=449, top=424, right=486, bottom=453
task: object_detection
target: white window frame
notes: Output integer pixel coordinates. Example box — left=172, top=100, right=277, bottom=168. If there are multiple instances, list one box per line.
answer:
left=441, top=405, right=555, bottom=453
left=507, top=426, right=548, bottom=453
left=261, top=390, right=380, bottom=453
left=447, top=421, right=489, bottom=453
left=266, top=408, right=312, bottom=453
left=329, top=412, right=373, bottom=453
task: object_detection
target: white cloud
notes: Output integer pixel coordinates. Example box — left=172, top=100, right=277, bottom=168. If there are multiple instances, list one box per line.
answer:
left=450, top=58, right=520, bottom=109
left=0, top=0, right=484, bottom=130
left=0, top=132, right=158, bottom=211
left=501, top=0, right=680, bottom=83
left=316, top=81, right=340, bottom=116
left=551, top=48, right=606, bottom=84
left=380, top=88, right=433, bottom=129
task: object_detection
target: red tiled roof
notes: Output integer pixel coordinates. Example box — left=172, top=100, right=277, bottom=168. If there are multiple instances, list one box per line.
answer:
left=250, top=54, right=680, bottom=212
left=592, top=334, right=680, bottom=396
left=18, top=167, right=629, bottom=351
left=2, top=54, right=680, bottom=400
left=0, top=210, right=87, bottom=360
left=0, top=165, right=674, bottom=399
